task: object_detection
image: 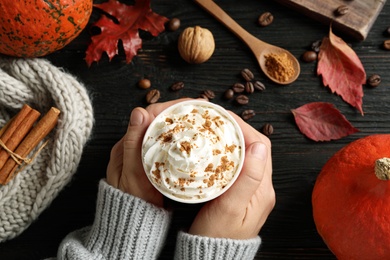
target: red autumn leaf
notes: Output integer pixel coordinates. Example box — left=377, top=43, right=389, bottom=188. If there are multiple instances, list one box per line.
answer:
left=317, top=27, right=366, bottom=115
left=85, top=0, right=169, bottom=66
left=291, top=102, right=359, bottom=142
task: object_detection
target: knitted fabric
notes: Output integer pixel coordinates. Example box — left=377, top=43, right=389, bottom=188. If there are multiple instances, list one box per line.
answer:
left=57, top=180, right=171, bottom=259
left=0, top=57, right=94, bottom=242
left=174, top=231, right=261, bottom=260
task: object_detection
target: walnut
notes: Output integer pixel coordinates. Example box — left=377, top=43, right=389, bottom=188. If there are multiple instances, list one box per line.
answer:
left=178, top=26, right=215, bottom=64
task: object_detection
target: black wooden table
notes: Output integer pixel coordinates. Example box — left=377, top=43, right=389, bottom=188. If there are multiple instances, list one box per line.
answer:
left=1, top=0, right=390, bottom=259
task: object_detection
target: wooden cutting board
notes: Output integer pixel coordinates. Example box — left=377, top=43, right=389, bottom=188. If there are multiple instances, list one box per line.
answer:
left=273, top=0, right=387, bottom=40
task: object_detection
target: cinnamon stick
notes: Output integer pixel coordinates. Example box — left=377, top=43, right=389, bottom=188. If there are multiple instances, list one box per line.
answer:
left=0, top=104, right=32, bottom=141
left=0, top=107, right=60, bottom=184
left=0, top=106, right=41, bottom=169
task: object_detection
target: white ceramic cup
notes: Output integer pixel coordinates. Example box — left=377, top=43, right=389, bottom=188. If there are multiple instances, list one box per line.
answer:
left=141, top=100, right=245, bottom=203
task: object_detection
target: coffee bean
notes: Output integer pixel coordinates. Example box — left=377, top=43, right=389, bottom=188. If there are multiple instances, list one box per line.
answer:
left=146, top=89, right=160, bottom=104
left=335, top=5, right=349, bottom=16
left=311, top=40, right=322, bottom=53
left=261, top=123, right=274, bottom=136
left=203, top=89, right=215, bottom=99
left=301, top=50, right=317, bottom=63
left=232, top=83, right=245, bottom=93
left=170, top=81, right=184, bottom=91
left=224, top=89, right=234, bottom=100
left=258, top=12, right=274, bottom=27
left=167, top=18, right=180, bottom=31
left=383, top=39, right=390, bottom=50
left=245, top=82, right=254, bottom=94
left=367, top=74, right=381, bottom=87
left=253, top=81, right=266, bottom=91
left=138, top=78, right=151, bottom=89
left=241, top=110, right=256, bottom=121
left=241, top=68, right=254, bottom=82
left=235, top=94, right=249, bottom=105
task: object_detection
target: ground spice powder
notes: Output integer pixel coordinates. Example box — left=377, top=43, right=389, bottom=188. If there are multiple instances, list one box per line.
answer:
left=265, top=52, right=295, bottom=82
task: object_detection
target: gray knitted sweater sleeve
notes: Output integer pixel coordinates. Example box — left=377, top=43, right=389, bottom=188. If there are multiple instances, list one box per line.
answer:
left=56, top=179, right=262, bottom=259
left=57, top=180, right=171, bottom=259
left=174, top=231, right=261, bottom=260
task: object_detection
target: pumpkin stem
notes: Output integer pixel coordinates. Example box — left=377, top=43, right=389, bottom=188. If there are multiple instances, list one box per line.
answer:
left=375, top=158, right=390, bottom=180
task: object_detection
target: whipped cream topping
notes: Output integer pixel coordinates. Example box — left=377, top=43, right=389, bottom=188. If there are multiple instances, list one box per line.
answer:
left=142, top=101, right=244, bottom=202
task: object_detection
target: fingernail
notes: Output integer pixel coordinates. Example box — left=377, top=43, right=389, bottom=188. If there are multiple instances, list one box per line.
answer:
left=250, top=142, right=267, bottom=160
left=130, top=108, right=144, bottom=126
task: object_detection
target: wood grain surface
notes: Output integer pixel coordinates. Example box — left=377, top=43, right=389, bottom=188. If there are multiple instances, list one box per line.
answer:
left=0, top=0, right=389, bottom=259
left=274, top=0, right=387, bottom=40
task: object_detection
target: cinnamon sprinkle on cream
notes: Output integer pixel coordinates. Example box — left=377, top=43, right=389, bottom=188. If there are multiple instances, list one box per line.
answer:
left=205, top=163, right=214, bottom=172
left=158, top=132, right=173, bottom=143
left=225, top=144, right=237, bottom=153
left=180, top=141, right=191, bottom=155
left=213, top=149, right=221, bottom=155
left=152, top=162, right=164, bottom=183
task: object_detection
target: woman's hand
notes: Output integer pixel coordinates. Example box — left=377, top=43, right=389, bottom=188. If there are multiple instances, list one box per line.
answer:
left=106, top=99, right=190, bottom=208
left=188, top=113, right=275, bottom=239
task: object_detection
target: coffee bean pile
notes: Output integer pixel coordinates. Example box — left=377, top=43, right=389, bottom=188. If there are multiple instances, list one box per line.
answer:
left=223, top=68, right=266, bottom=106
left=222, top=68, right=273, bottom=136
left=138, top=70, right=273, bottom=136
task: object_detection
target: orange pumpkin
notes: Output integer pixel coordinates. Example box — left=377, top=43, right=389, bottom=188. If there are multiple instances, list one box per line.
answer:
left=312, top=134, right=390, bottom=259
left=0, top=0, right=93, bottom=58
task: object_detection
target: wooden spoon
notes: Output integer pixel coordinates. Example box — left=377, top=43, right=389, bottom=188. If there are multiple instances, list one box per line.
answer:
left=194, top=0, right=300, bottom=85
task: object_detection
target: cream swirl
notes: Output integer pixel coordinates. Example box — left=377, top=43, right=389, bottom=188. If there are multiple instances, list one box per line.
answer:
left=142, top=101, right=244, bottom=202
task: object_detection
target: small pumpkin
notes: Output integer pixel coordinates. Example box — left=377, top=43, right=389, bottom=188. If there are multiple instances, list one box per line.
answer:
left=0, top=0, right=93, bottom=58
left=312, top=134, right=390, bottom=259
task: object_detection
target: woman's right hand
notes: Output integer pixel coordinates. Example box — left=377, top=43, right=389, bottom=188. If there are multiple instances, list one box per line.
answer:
left=188, top=113, right=275, bottom=239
